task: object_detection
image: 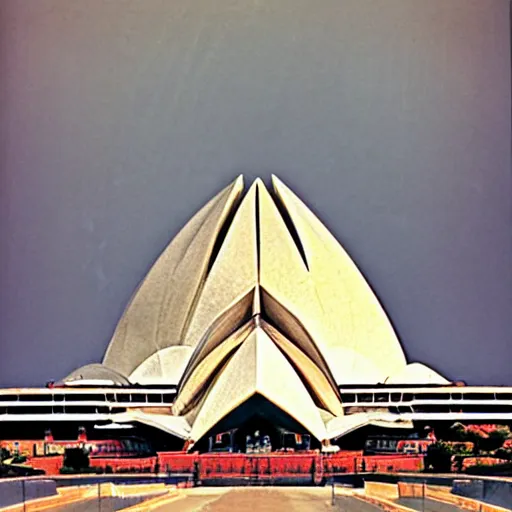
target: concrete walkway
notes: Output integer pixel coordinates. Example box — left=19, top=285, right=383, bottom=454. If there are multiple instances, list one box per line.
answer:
left=397, top=497, right=466, bottom=512
left=153, top=487, right=383, bottom=512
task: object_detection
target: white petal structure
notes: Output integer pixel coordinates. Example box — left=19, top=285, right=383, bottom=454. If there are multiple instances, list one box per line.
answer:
left=129, top=346, right=193, bottom=386
left=385, top=363, right=450, bottom=385
left=102, top=176, right=244, bottom=377
left=76, top=175, right=447, bottom=447
left=271, top=176, right=407, bottom=383
left=189, top=327, right=327, bottom=443
left=62, top=364, right=130, bottom=386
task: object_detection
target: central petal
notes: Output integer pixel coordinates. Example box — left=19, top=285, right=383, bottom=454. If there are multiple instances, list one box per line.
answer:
left=188, top=325, right=328, bottom=445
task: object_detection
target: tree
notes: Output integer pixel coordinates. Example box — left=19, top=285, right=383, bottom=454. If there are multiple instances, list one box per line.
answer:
left=0, top=447, right=11, bottom=461
left=481, top=428, right=510, bottom=452
left=449, top=423, right=468, bottom=442
left=63, top=448, right=89, bottom=472
left=425, top=442, right=454, bottom=473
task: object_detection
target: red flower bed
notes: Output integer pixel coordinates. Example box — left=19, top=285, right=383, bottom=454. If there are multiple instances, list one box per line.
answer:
left=22, top=451, right=424, bottom=477
left=157, top=451, right=198, bottom=473
left=460, top=456, right=508, bottom=471
left=89, top=456, right=157, bottom=473
left=26, top=455, right=64, bottom=475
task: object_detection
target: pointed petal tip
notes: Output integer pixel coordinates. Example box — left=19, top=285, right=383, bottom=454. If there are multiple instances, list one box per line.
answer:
left=245, top=177, right=267, bottom=194
left=271, top=174, right=290, bottom=195
left=232, top=174, right=244, bottom=191
left=270, top=174, right=281, bottom=185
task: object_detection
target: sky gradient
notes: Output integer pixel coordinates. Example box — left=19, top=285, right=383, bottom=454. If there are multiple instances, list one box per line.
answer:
left=0, top=0, right=511, bottom=387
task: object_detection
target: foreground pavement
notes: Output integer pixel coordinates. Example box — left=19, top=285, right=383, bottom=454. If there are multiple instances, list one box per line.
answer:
left=51, top=495, right=158, bottom=512
left=397, top=497, right=468, bottom=512
left=154, top=487, right=384, bottom=512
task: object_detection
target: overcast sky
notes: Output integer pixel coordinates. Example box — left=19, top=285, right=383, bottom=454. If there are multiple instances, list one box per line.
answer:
left=1, top=0, right=511, bottom=387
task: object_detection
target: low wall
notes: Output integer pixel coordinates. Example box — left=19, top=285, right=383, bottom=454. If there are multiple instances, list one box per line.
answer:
left=90, top=456, right=157, bottom=473
left=397, top=482, right=426, bottom=498
left=452, top=479, right=512, bottom=510
left=158, top=452, right=197, bottom=473
left=192, top=452, right=422, bottom=483
left=393, top=480, right=512, bottom=512
left=364, top=481, right=399, bottom=500
left=19, top=451, right=424, bottom=478
left=0, top=479, right=57, bottom=509
left=429, top=491, right=509, bottom=512
left=355, top=455, right=424, bottom=474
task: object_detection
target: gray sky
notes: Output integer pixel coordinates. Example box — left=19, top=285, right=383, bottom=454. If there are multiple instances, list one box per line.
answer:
left=1, top=0, right=511, bottom=387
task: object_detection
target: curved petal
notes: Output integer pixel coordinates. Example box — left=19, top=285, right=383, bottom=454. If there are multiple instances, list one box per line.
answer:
left=271, top=175, right=407, bottom=384
left=102, top=176, right=244, bottom=375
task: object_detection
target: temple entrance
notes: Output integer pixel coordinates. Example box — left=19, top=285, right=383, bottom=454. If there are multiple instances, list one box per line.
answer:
left=196, top=394, right=319, bottom=453
left=233, top=417, right=280, bottom=453
left=204, top=417, right=314, bottom=453
left=207, top=424, right=312, bottom=453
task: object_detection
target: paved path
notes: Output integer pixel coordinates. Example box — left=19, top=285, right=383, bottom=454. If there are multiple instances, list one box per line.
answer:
left=397, top=497, right=466, bottom=512
left=52, top=495, right=155, bottom=511
left=155, top=487, right=383, bottom=512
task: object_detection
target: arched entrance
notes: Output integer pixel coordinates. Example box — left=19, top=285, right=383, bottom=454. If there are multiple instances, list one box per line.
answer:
left=233, top=416, right=280, bottom=453
left=194, top=394, right=319, bottom=453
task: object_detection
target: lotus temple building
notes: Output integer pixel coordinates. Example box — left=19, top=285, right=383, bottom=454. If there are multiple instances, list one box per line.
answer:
left=1, top=176, right=511, bottom=453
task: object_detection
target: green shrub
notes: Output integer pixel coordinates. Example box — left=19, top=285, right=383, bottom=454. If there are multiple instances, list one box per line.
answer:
left=425, top=442, right=454, bottom=473
left=465, top=461, right=512, bottom=476
left=63, top=448, right=89, bottom=471
left=0, top=448, right=11, bottom=461
left=59, top=465, right=103, bottom=475
left=482, top=429, right=510, bottom=452
left=494, top=448, right=512, bottom=460
left=448, top=423, right=468, bottom=442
